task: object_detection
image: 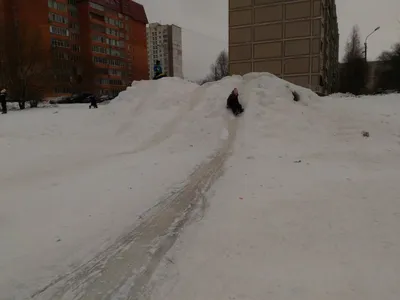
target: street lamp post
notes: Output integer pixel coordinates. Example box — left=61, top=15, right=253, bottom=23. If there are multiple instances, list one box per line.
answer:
left=364, top=26, right=380, bottom=62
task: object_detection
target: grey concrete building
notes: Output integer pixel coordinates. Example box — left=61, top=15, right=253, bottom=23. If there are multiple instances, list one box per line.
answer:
left=147, top=23, right=183, bottom=78
left=229, top=0, right=339, bottom=94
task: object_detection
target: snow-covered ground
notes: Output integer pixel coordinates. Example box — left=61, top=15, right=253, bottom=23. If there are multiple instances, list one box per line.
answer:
left=1, top=74, right=400, bottom=299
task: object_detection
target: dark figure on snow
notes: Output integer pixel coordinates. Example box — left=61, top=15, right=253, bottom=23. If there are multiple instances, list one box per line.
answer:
left=153, top=60, right=165, bottom=80
left=1, top=89, right=7, bottom=114
left=226, top=88, right=244, bottom=116
left=88, top=95, right=98, bottom=109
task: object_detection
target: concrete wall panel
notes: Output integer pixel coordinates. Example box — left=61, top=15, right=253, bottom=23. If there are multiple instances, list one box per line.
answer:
left=230, top=27, right=252, bottom=44
left=230, top=44, right=252, bottom=61
left=254, top=42, right=282, bottom=58
left=285, top=1, right=311, bottom=20
left=230, top=62, right=252, bottom=75
left=284, top=39, right=310, bottom=56
left=254, top=23, right=282, bottom=41
left=313, top=1, right=321, bottom=16
left=311, top=56, right=320, bottom=72
left=229, top=0, right=252, bottom=9
left=284, top=75, right=310, bottom=86
left=230, top=9, right=252, bottom=26
left=254, top=59, right=282, bottom=75
left=284, top=57, right=310, bottom=74
left=254, top=5, right=283, bottom=23
left=285, top=20, right=311, bottom=38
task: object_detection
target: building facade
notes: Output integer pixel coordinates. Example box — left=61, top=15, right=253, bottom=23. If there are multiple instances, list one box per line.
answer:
left=228, top=0, right=339, bottom=94
left=0, top=0, right=148, bottom=97
left=147, top=23, right=183, bottom=79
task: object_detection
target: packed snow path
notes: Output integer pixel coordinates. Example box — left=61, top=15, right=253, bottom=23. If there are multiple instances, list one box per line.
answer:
left=1, top=74, right=400, bottom=299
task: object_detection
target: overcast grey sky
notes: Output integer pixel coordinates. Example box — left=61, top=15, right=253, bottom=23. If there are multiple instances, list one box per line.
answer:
left=136, top=0, right=400, bottom=81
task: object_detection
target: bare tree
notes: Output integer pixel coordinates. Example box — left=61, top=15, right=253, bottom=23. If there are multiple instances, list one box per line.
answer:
left=339, top=25, right=368, bottom=95
left=200, top=50, right=229, bottom=84
left=0, top=21, right=51, bottom=108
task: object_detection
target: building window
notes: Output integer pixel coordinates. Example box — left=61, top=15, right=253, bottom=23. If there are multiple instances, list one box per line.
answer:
left=49, top=12, right=68, bottom=24
left=92, top=45, right=109, bottom=54
left=91, top=24, right=106, bottom=33
left=69, top=23, right=79, bottom=31
left=110, top=49, right=123, bottom=57
left=105, top=16, right=121, bottom=27
left=70, top=33, right=79, bottom=41
left=98, top=78, right=123, bottom=85
left=48, top=0, right=67, bottom=11
left=69, top=10, right=78, bottom=18
left=50, top=26, right=69, bottom=36
left=54, top=50, right=69, bottom=60
left=106, top=28, right=119, bottom=37
left=51, top=38, right=70, bottom=48
left=109, top=69, right=122, bottom=76
left=93, top=56, right=125, bottom=67
left=89, top=1, right=104, bottom=11
left=92, top=35, right=107, bottom=43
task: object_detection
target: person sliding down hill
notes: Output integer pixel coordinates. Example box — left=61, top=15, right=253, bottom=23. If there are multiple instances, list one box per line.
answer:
left=226, top=88, right=244, bottom=116
left=153, top=60, right=166, bottom=80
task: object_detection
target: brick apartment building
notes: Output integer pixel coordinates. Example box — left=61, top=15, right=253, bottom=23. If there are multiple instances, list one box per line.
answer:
left=229, top=0, right=339, bottom=94
left=0, top=0, right=148, bottom=97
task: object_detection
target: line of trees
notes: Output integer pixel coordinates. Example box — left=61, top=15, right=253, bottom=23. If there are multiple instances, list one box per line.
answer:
left=339, top=25, right=400, bottom=95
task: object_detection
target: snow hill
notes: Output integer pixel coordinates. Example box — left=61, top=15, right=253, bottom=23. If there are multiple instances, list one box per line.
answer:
left=1, top=73, right=400, bottom=299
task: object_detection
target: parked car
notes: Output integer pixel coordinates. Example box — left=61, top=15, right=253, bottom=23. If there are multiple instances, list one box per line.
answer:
left=48, top=96, right=71, bottom=104
left=98, top=95, right=114, bottom=102
left=70, top=93, right=95, bottom=103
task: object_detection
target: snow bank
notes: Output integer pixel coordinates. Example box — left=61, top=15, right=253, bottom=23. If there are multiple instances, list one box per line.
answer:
left=0, top=73, right=331, bottom=299
left=145, top=83, right=400, bottom=300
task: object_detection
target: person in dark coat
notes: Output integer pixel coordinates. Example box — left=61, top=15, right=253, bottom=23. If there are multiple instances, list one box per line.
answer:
left=226, top=88, right=244, bottom=116
left=1, top=89, right=7, bottom=114
left=88, top=95, right=98, bottom=109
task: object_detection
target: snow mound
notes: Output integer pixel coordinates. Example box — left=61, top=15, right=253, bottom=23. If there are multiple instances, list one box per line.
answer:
left=0, top=73, right=327, bottom=299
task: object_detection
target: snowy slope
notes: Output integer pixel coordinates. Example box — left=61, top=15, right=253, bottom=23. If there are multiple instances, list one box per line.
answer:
left=2, top=73, right=400, bottom=299
left=144, top=80, right=400, bottom=300
left=0, top=75, right=252, bottom=299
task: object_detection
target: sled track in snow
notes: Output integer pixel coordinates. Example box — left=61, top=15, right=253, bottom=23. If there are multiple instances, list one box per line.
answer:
left=32, top=114, right=239, bottom=300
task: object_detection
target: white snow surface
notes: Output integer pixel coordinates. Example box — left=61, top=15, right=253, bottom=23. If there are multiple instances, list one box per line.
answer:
left=1, top=73, right=400, bottom=299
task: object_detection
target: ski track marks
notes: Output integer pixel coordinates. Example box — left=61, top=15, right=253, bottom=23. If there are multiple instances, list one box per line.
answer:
left=32, top=110, right=239, bottom=300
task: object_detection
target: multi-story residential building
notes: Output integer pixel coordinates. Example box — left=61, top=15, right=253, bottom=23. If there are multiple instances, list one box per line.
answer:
left=0, top=0, right=148, bottom=97
left=77, top=0, right=149, bottom=96
left=147, top=23, right=183, bottom=79
left=228, top=0, right=339, bottom=95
